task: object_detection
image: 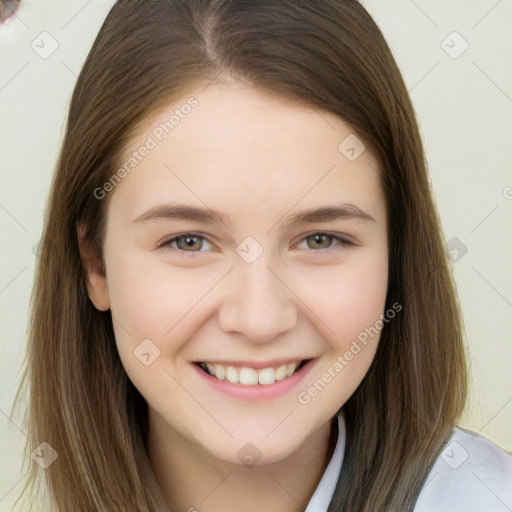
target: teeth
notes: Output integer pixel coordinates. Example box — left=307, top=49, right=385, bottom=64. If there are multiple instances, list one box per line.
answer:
left=239, top=367, right=259, bottom=385
left=286, top=362, right=297, bottom=377
left=199, top=360, right=302, bottom=386
left=214, top=364, right=225, bottom=380
left=275, top=364, right=288, bottom=381
left=258, top=367, right=275, bottom=385
left=225, top=366, right=239, bottom=384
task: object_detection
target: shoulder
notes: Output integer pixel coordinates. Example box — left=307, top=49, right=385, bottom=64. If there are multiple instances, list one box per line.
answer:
left=414, top=426, right=512, bottom=512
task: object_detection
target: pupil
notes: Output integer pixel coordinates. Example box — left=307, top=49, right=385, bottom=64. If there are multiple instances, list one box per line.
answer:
left=312, top=234, right=328, bottom=248
left=182, top=236, right=199, bottom=250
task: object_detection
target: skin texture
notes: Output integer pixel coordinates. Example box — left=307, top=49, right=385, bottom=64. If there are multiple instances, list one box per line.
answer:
left=83, top=82, right=389, bottom=512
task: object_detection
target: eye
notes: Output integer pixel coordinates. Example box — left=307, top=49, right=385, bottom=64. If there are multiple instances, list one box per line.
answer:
left=156, top=231, right=354, bottom=258
left=156, top=233, right=214, bottom=257
left=294, top=232, right=354, bottom=251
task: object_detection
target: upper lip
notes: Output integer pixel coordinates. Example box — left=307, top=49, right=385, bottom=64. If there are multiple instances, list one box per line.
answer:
left=193, top=358, right=312, bottom=369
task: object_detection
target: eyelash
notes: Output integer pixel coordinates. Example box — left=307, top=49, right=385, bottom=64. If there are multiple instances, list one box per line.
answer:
left=156, top=232, right=354, bottom=258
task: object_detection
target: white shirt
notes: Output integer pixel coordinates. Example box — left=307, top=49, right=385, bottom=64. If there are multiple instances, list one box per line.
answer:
left=305, top=413, right=512, bottom=512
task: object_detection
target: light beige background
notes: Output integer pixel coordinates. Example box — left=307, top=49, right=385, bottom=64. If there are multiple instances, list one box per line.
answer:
left=1, top=0, right=511, bottom=509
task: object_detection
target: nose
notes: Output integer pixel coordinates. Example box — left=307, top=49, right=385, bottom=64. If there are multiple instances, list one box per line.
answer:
left=217, top=254, right=298, bottom=344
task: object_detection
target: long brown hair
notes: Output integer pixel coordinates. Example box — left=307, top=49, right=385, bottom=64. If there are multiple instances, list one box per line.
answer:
left=12, top=1, right=468, bottom=510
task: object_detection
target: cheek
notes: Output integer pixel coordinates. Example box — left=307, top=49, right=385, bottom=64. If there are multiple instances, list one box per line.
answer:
left=295, top=250, right=389, bottom=348
left=106, top=255, right=212, bottom=336
left=295, top=262, right=388, bottom=413
left=105, top=258, right=199, bottom=400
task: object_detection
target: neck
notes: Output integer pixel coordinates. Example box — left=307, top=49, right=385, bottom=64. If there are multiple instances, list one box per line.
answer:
left=148, top=412, right=338, bottom=512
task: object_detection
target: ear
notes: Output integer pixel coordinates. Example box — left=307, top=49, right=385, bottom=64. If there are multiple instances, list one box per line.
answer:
left=77, top=223, right=110, bottom=311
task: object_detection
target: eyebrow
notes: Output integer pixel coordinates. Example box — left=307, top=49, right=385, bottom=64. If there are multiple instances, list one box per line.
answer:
left=131, top=202, right=376, bottom=229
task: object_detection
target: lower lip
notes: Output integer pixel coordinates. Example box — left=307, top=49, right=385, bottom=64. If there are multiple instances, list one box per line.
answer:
left=193, top=359, right=316, bottom=400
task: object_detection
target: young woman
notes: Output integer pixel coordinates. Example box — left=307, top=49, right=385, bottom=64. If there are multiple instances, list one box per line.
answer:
left=12, top=1, right=512, bottom=511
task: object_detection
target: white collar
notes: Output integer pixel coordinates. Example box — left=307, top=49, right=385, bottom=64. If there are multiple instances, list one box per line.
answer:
left=303, top=415, right=512, bottom=512
left=305, top=413, right=346, bottom=512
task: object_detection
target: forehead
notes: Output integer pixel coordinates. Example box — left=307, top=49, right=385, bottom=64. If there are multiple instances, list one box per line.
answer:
left=109, top=83, right=385, bottom=226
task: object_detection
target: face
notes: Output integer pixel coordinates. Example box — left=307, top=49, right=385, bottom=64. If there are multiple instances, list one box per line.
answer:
left=84, top=82, right=389, bottom=466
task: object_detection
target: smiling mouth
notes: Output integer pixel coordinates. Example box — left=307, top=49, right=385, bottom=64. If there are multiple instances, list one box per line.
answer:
left=194, top=359, right=311, bottom=386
